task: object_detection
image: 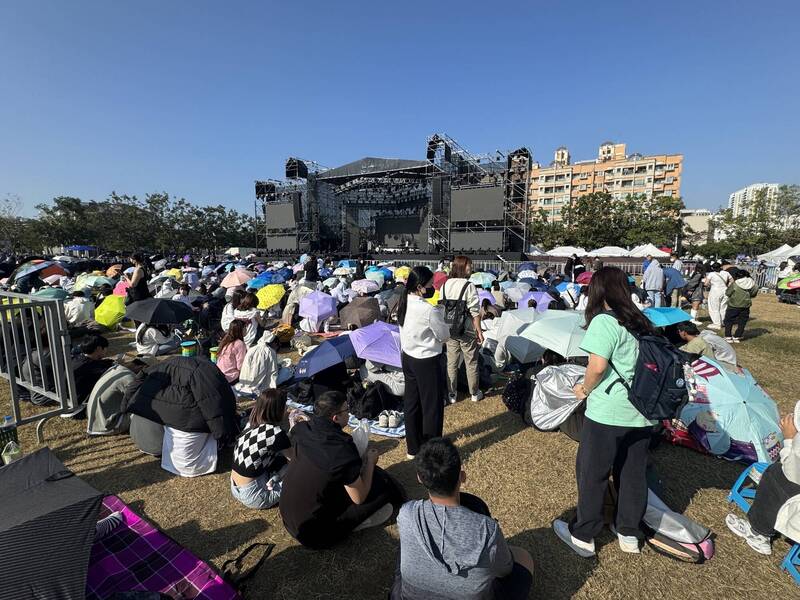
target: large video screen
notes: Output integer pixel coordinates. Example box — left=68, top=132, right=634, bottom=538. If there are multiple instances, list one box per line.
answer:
left=266, top=201, right=296, bottom=229
left=266, top=235, right=297, bottom=251
left=450, top=186, right=505, bottom=222
left=449, top=231, right=503, bottom=251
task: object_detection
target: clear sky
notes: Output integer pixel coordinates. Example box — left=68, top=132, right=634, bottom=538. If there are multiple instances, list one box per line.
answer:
left=1, top=0, right=798, bottom=216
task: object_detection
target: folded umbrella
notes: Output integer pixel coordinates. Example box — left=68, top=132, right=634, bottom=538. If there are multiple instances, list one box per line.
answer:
left=644, top=307, right=692, bottom=328
left=340, top=296, right=381, bottom=329
left=299, top=291, right=338, bottom=321
left=221, top=268, right=253, bottom=288
left=125, top=298, right=195, bottom=324
left=349, top=321, right=402, bottom=368
left=256, top=284, right=286, bottom=309
left=351, top=279, right=380, bottom=295
left=518, top=311, right=588, bottom=358
left=295, top=335, right=356, bottom=379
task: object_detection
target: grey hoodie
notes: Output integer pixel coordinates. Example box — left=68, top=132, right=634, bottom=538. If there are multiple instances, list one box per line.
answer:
left=397, top=499, right=512, bottom=600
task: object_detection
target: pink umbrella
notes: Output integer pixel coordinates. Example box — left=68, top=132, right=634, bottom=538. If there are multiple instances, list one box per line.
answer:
left=113, top=280, right=130, bottom=296
left=292, top=263, right=305, bottom=274
left=576, top=271, right=593, bottom=285
left=351, top=279, right=380, bottom=295
left=221, top=269, right=254, bottom=288
left=433, top=272, right=448, bottom=290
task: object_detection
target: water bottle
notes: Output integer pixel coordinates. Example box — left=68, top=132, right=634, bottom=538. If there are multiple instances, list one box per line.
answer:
left=1, top=415, right=12, bottom=431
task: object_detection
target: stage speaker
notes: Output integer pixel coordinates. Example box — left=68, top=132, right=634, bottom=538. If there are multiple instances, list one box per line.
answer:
left=292, top=192, right=302, bottom=221
left=286, top=158, right=309, bottom=179
left=431, top=177, right=443, bottom=215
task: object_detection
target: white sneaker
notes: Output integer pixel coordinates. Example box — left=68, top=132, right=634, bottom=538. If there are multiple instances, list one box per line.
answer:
left=725, top=514, right=772, bottom=555
left=378, top=411, right=389, bottom=428
left=732, top=338, right=741, bottom=344
left=470, top=390, right=484, bottom=402
left=724, top=337, right=734, bottom=342
left=406, top=454, right=416, bottom=460
left=448, top=393, right=457, bottom=404
left=388, top=411, right=402, bottom=428
left=609, top=524, right=641, bottom=553
left=552, top=519, right=596, bottom=558
left=706, top=324, right=719, bottom=330
left=353, top=503, right=393, bottom=531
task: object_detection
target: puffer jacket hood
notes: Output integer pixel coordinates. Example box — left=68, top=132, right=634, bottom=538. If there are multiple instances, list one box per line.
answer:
left=735, top=276, right=755, bottom=290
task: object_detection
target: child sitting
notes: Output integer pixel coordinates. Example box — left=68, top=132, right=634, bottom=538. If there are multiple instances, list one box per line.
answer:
left=726, top=401, right=800, bottom=554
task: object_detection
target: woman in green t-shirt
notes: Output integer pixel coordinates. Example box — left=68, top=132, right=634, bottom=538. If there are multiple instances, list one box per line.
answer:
left=553, top=267, right=657, bottom=558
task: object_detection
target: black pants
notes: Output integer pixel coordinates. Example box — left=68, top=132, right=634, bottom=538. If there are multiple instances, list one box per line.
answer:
left=724, top=306, right=749, bottom=338
left=570, top=418, right=651, bottom=542
left=389, top=493, right=533, bottom=600
left=295, top=466, right=405, bottom=549
left=402, top=352, right=446, bottom=456
left=749, top=462, right=800, bottom=537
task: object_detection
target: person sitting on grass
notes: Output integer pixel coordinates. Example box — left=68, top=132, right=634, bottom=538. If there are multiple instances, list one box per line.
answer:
left=172, top=283, right=194, bottom=309
left=675, top=322, right=714, bottom=359
left=64, top=290, right=95, bottom=327
left=726, top=401, right=800, bottom=555
left=279, top=391, right=406, bottom=549
left=216, top=319, right=248, bottom=383
left=135, top=322, right=180, bottom=356
left=391, top=437, right=533, bottom=600
left=66, top=334, right=114, bottom=417
left=230, top=389, right=292, bottom=509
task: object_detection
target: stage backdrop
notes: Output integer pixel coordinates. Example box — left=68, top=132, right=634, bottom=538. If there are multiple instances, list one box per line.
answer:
left=450, top=186, right=505, bottom=222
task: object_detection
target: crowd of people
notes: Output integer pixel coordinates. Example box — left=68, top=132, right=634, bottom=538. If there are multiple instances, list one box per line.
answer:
left=4, top=246, right=799, bottom=598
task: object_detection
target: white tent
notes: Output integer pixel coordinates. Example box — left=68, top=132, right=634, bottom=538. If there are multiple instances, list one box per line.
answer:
left=546, top=246, right=587, bottom=257
left=587, top=246, right=631, bottom=257
left=757, top=244, right=792, bottom=261
left=628, top=243, right=670, bottom=258
left=528, top=245, right=547, bottom=255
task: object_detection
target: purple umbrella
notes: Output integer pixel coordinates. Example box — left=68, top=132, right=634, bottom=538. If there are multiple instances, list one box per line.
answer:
left=519, top=291, right=555, bottom=313
left=299, top=291, right=338, bottom=321
left=478, top=289, right=495, bottom=306
left=349, top=321, right=402, bottom=368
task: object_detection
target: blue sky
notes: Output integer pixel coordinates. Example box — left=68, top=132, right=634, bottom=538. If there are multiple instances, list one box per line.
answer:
left=1, top=0, right=798, bottom=216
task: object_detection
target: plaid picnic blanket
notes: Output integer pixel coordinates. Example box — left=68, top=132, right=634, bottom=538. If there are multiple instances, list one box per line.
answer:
left=86, top=495, right=240, bottom=600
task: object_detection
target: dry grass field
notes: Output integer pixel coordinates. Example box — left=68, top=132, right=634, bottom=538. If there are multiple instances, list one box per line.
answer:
left=3, top=294, right=799, bottom=599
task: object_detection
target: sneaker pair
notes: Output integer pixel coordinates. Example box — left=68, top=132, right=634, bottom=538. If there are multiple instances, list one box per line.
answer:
left=731, top=338, right=741, bottom=343
left=553, top=520, right=640, bottom=557
left=725, top=514, right=772, bottom=555
left=448, top=391, right=484, bottom=404
left=378, top=410, right=402, bottom=428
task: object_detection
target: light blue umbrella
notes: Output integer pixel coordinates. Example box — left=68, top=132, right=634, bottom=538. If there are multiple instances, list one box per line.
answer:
left=338, top=259, right=358, bottom=268
left=469, top=272, right=495, bottom=289
left=644, top=307, right=691, bottom=327
left=518, top=311, right=588, bottom=358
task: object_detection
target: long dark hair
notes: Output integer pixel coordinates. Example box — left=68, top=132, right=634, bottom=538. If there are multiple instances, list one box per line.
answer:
left=249, top=389, right=287, bottom=427
left=397, top=265, right=434, bottom=326
left=219, top=319, right=245, bottom=354
left=131, top=252, right=152, bottom=274
left=585, top=267, right=654, bottom=335
left=228, top=288, right=246, bottom=310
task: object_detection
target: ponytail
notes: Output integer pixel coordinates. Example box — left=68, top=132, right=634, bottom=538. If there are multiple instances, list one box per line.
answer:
left=397, top=265, right=434, bottom=326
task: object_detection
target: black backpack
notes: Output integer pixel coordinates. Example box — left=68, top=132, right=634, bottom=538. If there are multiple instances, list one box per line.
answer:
left=501, top=371, right=531, bottom=418
left=440, top=281, right=471, bottom=337
left=607, top=330, right=691, bottom=421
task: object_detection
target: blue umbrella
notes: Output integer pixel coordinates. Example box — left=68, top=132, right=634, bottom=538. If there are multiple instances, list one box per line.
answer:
left=278, top=267, right=293, bottom=281
left=256, top=272, right=286, bottom=285
left=319, top=267, right=333, bottom=278
left=555, top=281, right=570, bottom=292
left=338, top=259, right=358, bottom=268
left=247, top=278, right=269, bottom=290
left=366, top=266, right=393, bottom=280
left=295, top=336, right=356, bottom=379
left=518, top=262, right=538, bottom=273
left=519, top=277, right=538, bottom=287
left=644, top=307, right=692, bottom=327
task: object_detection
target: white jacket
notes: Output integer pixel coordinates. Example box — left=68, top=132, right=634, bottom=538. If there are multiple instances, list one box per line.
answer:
left=776, top=433, right=800, bottom=540
left=234, top=334, right=279, bottom=397
left=399, top=295, right=450, bottom=359
left=64, top=297, right=95, bottom=326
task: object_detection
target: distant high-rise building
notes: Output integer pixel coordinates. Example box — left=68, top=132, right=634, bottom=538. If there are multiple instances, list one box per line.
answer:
left=528, top=142, right=683, bottom=222
left=680, top=208, right=714, bottom=245
left=728, top=183, right=780, bottom=217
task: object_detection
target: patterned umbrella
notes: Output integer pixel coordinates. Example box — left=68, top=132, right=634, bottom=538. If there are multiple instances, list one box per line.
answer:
left=256, top=284, right=285, bottom=309
left=349, top=321, right=402, bottom=368
left=777, top=273, right=800, bottom=290
left=351, top=279, right=380, bottom=295
left=299, top=291, right=338, bottom=321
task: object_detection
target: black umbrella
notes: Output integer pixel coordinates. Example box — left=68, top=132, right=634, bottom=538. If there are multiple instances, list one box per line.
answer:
left=125, top=298, right=194, bottom=324
left=340, top=296, right=381, bottom=329
left=0, top=447, right=104, bottom=599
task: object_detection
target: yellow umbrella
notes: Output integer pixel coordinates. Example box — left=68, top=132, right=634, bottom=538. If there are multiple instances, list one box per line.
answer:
left=164, top=268, right=183, bottom=281
left=426, top=289, right=440, bottom=306
left=394, top=266, right=411, bottom=282
left=256, top=284, right=285, bottom=309
left=95, top=295, right=127, bottom=329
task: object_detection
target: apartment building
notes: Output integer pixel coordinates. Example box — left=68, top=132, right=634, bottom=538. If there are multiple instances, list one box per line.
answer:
left=728, top=183, right=780, bottom=217
left=680, top=208, right=713, bottom=245
left=529, top=141, right=683, bottom=222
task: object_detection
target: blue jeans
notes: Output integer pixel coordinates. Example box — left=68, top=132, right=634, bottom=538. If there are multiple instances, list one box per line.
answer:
left=230, top=472, right=282, bottom=509
left=646, top=290, right=662, bottom=308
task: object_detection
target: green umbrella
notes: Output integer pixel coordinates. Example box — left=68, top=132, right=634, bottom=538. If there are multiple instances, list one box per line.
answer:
left=517, top=311, right=588, bottom=358
left=777, top=273, right=800, bottom=290
left=33, top=288, right=69, bottom=300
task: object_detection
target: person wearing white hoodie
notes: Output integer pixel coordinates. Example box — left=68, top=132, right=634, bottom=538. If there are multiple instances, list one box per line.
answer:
left=233, top=292, right=266, bottom=347
left=234, top=331, right=280, bottom=397
left=726, top=401, right=800, bottom=555
left=723, top=269, right=758, bottom=343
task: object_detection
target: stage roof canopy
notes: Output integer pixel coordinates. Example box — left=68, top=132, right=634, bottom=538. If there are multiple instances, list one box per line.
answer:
left=316, top=157, right=437, bottom=183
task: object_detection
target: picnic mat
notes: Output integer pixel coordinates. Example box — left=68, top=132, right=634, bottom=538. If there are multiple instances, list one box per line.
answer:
left=286, top=399, right=406, bottom=439
left=86, top=495, right=240, bottom=600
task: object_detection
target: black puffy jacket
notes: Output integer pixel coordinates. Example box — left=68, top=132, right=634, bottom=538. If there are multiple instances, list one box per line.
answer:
left=122, top=356, right=237, bottom=440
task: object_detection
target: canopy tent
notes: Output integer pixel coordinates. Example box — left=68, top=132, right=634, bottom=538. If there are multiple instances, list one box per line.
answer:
left=527, top=245, right=546, bottom=255
left=757, top=243, right=793, bottom=261
left=0, top=448, right=104, bottom=599
left=587, top=246, right=631, bottom=257
left=546, top=246, right=587, bottom=257
left=628, top=243, right=670, bottom=258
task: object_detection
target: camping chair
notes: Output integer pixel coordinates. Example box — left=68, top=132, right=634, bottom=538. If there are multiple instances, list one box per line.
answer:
left=728, top=462, right=800, bottom=585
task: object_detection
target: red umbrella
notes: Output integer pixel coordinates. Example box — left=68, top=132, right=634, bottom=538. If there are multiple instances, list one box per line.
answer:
left=433, top=272, right=448, bottom=290
left=576, top=271, right=593, bottom=285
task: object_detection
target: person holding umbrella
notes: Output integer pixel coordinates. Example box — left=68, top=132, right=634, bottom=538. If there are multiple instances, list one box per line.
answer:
left=553, top=267, right=656, bottom=557
left=398, top=266, right=451, bottom=459
left=128, top=298, right=194, bottom=356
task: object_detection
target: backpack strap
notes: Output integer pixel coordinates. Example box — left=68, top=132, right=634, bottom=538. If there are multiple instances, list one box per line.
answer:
left=222, top=542, right=275, bottom=586
left=605, top=359, right=632, bottom=395
left=458, top=281, right=469, bottom=301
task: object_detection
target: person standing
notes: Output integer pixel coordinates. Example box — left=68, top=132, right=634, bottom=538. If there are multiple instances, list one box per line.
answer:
left=683, top=262, right=706, bottom=324
left=642, top=259, right=664, bottom=307
left=126, top=252, right=152, bottom=303
left=553, top=267, right=656, bottom=557
left=442, top=256, right=484, bottom=403
left=723, top=269, right=758, bottom=343
left=398, top=266, right=450, bottom=460
left=670, top=253, right=684, bottom=274
left=704, top=262, right=732, bottom=330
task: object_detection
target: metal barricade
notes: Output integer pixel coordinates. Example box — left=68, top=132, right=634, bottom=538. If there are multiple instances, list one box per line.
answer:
left=0, top=291, right=77, bottom=443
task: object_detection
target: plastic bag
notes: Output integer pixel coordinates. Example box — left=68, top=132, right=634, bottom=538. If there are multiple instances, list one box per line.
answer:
left=352, top=418, right=370, bottom=457
left=2, top=440, right=22, bottom=465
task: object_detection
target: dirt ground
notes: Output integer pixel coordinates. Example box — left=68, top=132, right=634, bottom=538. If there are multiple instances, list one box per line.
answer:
left=3, top=294, right=799, bottom=599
